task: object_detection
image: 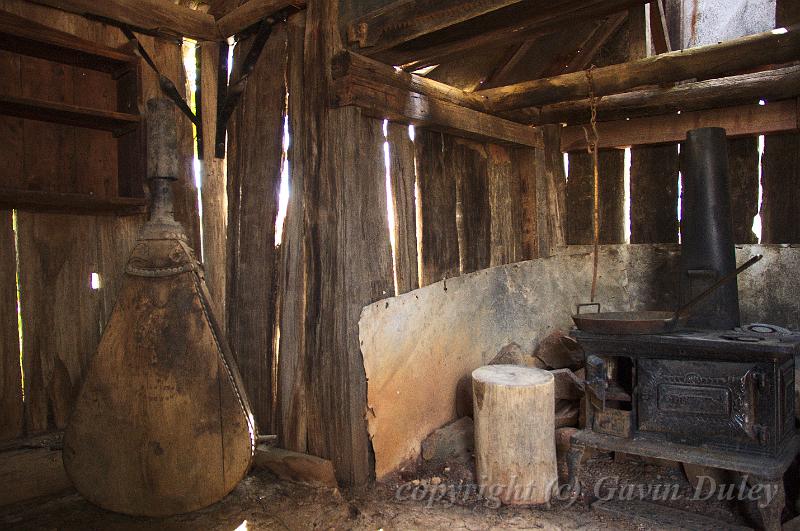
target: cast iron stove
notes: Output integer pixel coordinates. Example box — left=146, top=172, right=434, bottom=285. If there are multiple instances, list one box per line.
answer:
left=566, top=327, right=800, bottom=530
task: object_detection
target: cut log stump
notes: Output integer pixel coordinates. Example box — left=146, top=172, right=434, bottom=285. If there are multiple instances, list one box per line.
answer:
left=472, top=365, right=557, bottom=506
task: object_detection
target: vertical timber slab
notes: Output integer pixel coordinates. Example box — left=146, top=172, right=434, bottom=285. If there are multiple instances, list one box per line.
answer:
left=386, top=122, right=419, bottom=294
left=0, top=210, right=22, bottom=441
left=535, top=125, right=566, bottom=257
left=452, top=139, right=490, bottom=274
left=566, top=149, right=625, bottom=245
left=0, top=51, right=22, bottom=190
left=17, top=213, right=102, bottom=433
left=762, top=133, right=800, bottom=244
left=514, top=147, right=539, bottom=260
left=199, top=41, right=228, bottom=321
left=226, top=27, right=288, bottom=434
left=630, top=144, right=679, bottom=243
left=277, top=10, right=308, bottom=453
left=299, top=0, right=394, bottom=485
left=416, top=130, right=459, bottom=286
left=727, top=136, right=759, bottom=244
left=486, top=144, right=523, bottom=267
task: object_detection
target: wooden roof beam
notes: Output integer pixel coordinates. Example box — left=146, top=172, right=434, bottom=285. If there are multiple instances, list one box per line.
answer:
left=515, top=65, right=800, bottom=125
left=217, top=0, right=306, bottom=38
left=478, top=23, right=800, bottom=112
left=332, top=50, right=490, bottom=112
left=346, top=0, right=526, bottom=54
left=560, top=100, right=799, bottom=151
left=332, top=75, right=542, bottom=148
left=370, top=0, right=647, bottom=70
left=26, top=0, right=220, bottom=40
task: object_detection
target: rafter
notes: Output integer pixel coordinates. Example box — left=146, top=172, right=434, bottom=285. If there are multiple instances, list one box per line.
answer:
left=478, top=23, right=800, bottom=112
left=347, top=0, right=526, bottom=53
left=368, top=0, right=647, bottom=70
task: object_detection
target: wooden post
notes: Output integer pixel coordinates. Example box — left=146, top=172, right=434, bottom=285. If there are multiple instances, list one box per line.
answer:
left=566, top=149, right=625, bottom=244
left=762, top=133, right=800, bottom=244
left=727, top=137, right=759, bottom=244
left=534, top=125, right=566, bottom=257
left=472, top=365, right=557, bottom=506
left=450, top=138, right=490, bottom=274
left=630, top=144, right=679, bottom=243
left=417, top=130, right=459, bottom=286
left=387, top=122, right=419, bottom=294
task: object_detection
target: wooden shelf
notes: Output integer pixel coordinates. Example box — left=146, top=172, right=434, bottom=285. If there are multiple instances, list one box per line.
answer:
left=0, top=95, right=141, bottom=134
left=0, top=9, right=137, bottom=73
left=0, top=189, right=147, bottom=216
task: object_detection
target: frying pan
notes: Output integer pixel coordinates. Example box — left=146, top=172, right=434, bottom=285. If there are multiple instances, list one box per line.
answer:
left=572, top=254, right=763, bottom=335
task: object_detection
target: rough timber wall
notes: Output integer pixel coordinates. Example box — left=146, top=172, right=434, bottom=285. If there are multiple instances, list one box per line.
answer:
left=265, top=1, right=568, bottom=486
left=0, top=0, right=197, bottom=440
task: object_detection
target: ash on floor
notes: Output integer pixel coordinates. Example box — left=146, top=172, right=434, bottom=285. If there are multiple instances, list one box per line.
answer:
left=0, top=454, right=779, bottom=530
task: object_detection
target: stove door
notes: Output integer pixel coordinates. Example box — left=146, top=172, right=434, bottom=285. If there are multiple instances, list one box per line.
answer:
left=637, top=359, right=772, bottom=453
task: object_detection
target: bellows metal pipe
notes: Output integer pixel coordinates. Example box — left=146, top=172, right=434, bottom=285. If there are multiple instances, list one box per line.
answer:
left=680, top=127, right=740, bottom=330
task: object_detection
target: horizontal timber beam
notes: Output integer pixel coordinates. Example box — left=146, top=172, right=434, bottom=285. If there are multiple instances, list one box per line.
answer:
left=331, top=51, right=489, bottom=112
left=516, top=65, right=800, bottom=125
left=560, top=100, right=799, bottom=151
left=346, top=0, right=525, bottom=53
left=333, top=75, right=542, bottom=148
left=478, top=23, right=800, bottom=112
left=217, top=0, right=305, bottom=37
left=372, top=0, right=647, bottom=71
left=26, top=0, right=220, bottom=40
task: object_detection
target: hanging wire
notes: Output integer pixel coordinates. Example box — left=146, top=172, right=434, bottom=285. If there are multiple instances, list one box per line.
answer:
left=581, top=66, right=601, bottom=302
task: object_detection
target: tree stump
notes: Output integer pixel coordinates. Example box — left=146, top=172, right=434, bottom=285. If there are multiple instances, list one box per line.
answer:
left=472, top=364, right=556, bottom=506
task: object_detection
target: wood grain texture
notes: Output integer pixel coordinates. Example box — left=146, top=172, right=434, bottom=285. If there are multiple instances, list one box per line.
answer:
left=486, top=144, right=522, bottom=267
left=535, top=125, right=566, bottom=257
left=372, top=0, right=646, bottom=71
left=217, top=0, right=306, bottom=37
left=561, top=101, right=798, bottom=150
left=346, top=0, right=525, bottom=52
left=226, top=26, right=287, bottom=434
left=515, top=66, right=800, bottom=126
left=473, top=365, right=556, bottom=505
left=0, top=210, right=22, bottom=441
left=199, top=41, right=227, bottom=323
left=565, top=149, right=625, bottom=245
left=761, top=133, right=800, bottom=244
left=386, top=122, right=418, bottom=294
left=629, top=144, right=679, bottom=244
left=0, top=442, right=72, bottom=506
left=416, top=130, right=459, bottom=286
left=333, top=74, right=543, bottom=148
left=514, top=147, right=539, bottom=260
left=294, top=0, right=394, bottom=486
left=727, top=137, right=759, bottom=244
left=0, top=0, right=195, bottom=459
left=331, top=50, right=489, bottom=112
left=479, top=23, right=800, bottom=111
left=62, top=270, right=253, bottom=516
left=452, top=139, right=490, bottom=274
left=17, top=213, right=101, bottom=434
left=277, top=10, right=307, bottom=453
left=26, top=0, right=219, bottom=40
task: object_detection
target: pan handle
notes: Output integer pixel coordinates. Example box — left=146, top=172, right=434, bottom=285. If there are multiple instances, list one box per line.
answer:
left=576, top=302, right=601, bottom=315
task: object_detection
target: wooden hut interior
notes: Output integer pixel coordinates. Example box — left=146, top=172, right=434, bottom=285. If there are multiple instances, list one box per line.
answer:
left=0, top=0, right=799, bottom=529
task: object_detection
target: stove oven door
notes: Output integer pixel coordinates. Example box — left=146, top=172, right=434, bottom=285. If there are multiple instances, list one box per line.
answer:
left=637, top=359, right=774, bottom=454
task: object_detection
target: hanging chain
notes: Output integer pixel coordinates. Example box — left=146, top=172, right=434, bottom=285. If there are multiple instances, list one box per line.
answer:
left=582, top=66, right=601, bottom=302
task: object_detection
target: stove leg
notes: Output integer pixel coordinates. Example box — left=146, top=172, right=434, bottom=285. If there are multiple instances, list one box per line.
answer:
left=750, top=475, right=784, bottom=531
left=566, top=444, right=585, bottom=497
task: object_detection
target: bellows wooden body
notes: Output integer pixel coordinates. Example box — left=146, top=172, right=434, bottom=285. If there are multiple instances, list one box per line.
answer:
left=63, top=99, right=255, bottom=516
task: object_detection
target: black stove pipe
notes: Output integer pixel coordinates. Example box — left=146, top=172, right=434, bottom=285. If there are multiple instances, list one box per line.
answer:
left=680, top=127, right=740, bottom=330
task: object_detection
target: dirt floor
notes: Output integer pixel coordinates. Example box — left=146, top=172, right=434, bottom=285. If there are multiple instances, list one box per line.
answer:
left=0, top=453, right=788, bottom=530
